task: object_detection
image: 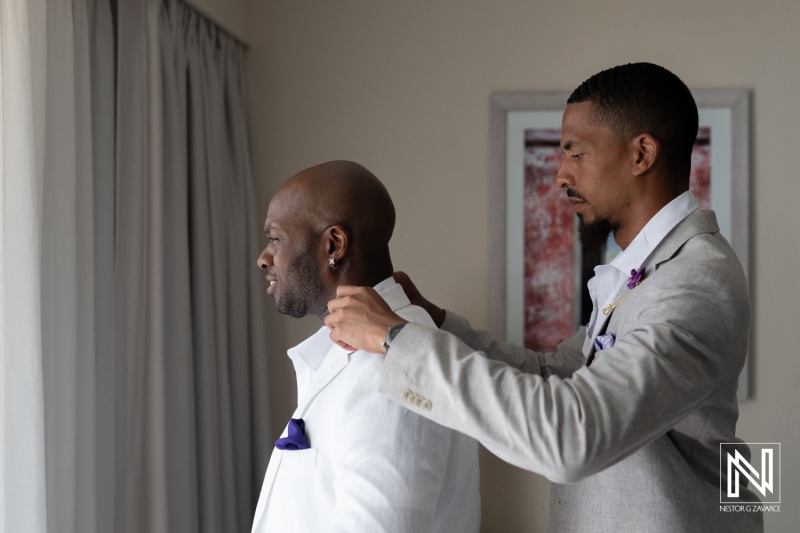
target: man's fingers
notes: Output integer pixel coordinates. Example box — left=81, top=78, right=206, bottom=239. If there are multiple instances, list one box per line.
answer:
left=331, top=337, right=356, bottom=351
left=327, top=297, right=343, bottom=314
left=327, top=292, right=354, bottom=314
left=328, top=285, right=381, bottom=314
left=326, top=316, right=357, bottom=351
left=393, top=271, right=415, bottom=296
left=391, top=271, right=445, bottom=327
left=328, top=286, right=364, bottom=313
left=392, top=271, right=409, bottom=285
left=335, top=284, right=371, bottom=298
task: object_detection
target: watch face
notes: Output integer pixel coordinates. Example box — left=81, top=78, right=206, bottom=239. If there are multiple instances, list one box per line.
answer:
left=392, top=324, right=405, bottom=340
left=384, top=323, right=406, bottom=349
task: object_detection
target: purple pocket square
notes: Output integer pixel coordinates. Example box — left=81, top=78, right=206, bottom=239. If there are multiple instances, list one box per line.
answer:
left=594, top=332, right=616, bottom=352
left=275, top=418, right=310, bottom=451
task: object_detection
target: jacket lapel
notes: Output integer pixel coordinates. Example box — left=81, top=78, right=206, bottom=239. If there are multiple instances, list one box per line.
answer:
left=293, top=283, right=409, bottom=416
left=294, top=344, right=354, bottom=418
left=652, top=209, right=719, bottom=270
left=251, top=447, right=283, bottom=532
left=584, top=282, right=633, bottom=364
left=583, top=210, right=719, bottom=366
left=251, top=345, right=353, bottom=532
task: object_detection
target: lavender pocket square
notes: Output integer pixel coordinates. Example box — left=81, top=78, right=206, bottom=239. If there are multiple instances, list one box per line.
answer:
left=594, top=332, right=616, bottom=352
left=275, top=418, right=310, bottom=451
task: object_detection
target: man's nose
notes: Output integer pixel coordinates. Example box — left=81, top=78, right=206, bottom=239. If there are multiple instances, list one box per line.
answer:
left=256, top=248, right=272, bottom=270
left=555, top=159, right=572, bottom=189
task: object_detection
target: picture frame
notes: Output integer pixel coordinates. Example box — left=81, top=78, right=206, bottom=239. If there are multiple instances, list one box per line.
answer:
left=488, top=89, right=751, bottom=399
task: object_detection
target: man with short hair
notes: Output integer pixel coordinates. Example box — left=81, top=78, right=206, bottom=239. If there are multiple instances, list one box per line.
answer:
left=250, top=160, right=480, bottom=533
left=325, top=64, right=763, bottom=532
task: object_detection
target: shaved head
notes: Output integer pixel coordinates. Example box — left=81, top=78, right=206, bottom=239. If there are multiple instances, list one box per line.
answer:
left=270, top=160, right=395, bottom=253
left=258, top=160, right=397, bottom=318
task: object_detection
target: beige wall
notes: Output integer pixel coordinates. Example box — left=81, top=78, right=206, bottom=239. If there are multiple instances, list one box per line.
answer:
left=237, top=0, right=799, bottom=531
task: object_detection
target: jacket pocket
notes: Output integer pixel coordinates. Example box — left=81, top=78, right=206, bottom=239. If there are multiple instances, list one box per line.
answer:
left=280, top=447, right=317, bottom=470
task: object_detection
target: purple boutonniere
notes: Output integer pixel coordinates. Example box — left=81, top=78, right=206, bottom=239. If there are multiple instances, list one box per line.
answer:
left=603, top=267, right=648, bottom=316
left=275, top=418, right=310, bottom=451
left=627, top=267, right=645, bottom=290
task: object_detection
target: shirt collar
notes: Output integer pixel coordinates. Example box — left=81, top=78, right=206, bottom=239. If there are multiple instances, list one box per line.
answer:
left=607, top=190, right=700, bottom=277
left=287, top=326, right=334, bottom=374
left=372, top=276, right=397, bottom=294
left=287, top=276, right=402, bottom=373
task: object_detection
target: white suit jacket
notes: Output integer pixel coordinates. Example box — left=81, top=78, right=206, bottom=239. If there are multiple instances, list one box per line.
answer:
left=251, top=281, right=480, bottom=533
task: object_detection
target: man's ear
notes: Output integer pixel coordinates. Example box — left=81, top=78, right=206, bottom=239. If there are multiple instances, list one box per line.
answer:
left=323, top=224, right=350, bottom=263
left=631, top=133, right=660, bottom=176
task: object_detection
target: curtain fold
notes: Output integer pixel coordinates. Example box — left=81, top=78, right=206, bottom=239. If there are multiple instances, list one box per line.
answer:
left=88, top=1, right=118, bottom=532
left=114, top=1, right=270, bottom=532
left=41, top=1, right=98, bottom=532
left=158, top=3, right=269, bottom=530
left=2, top=0, right=269, bottom=531
left=114, top=0, right=169, bottom=530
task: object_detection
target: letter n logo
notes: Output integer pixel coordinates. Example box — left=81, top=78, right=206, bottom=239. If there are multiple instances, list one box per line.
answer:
left=720, top=443, right=780, bottom=504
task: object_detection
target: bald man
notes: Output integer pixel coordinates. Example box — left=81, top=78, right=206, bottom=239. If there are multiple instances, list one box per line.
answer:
left=250, top=161, right=480, bottom=533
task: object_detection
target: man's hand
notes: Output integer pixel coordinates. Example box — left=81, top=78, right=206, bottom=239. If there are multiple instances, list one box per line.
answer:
left=325, top=286, right=407, bottom=353
left=393, top=271, right=445, bottom=328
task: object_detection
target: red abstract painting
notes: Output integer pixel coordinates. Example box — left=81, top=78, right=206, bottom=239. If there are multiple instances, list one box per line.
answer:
left=523, top=129, right=572, bottom=352
left=690, top=127, right=711, bottom=210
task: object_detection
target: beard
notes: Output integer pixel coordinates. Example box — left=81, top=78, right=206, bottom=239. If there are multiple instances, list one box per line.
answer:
left=577, top=214, right=616, bottom=247
left=275, top=247, right=325, bottom=318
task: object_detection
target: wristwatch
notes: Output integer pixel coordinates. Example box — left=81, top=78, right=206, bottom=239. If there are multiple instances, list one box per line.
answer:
left=382, top=323, right=407, bottom=352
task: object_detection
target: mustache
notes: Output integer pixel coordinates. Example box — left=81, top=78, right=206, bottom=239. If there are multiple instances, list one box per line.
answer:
left=566, top=188, right=586, bottom=202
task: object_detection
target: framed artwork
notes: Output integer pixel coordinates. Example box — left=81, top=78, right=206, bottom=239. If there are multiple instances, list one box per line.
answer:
left=488, top=90, right=750, bottom=398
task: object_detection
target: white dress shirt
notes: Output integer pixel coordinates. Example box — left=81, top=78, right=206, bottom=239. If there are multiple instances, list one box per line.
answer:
left=583, top=191, right=700, bottom=352
left=251, top=278, right=481, bottom=533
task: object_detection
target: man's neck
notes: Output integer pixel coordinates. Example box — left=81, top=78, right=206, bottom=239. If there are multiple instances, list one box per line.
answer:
left=313, top=266, right=393, bottom=321
left=338, top=254, right=393, bottom=289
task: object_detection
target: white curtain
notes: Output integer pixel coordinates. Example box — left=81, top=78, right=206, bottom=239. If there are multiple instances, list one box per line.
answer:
left=1, top=0, right=269, bottom=531
left=1, top=0, right=49, bottom=532
left=2, top=0, right=100, bottom=531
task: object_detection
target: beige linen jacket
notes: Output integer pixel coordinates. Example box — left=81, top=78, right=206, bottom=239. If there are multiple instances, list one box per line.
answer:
left=379, top=209, right=763, bottom=533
